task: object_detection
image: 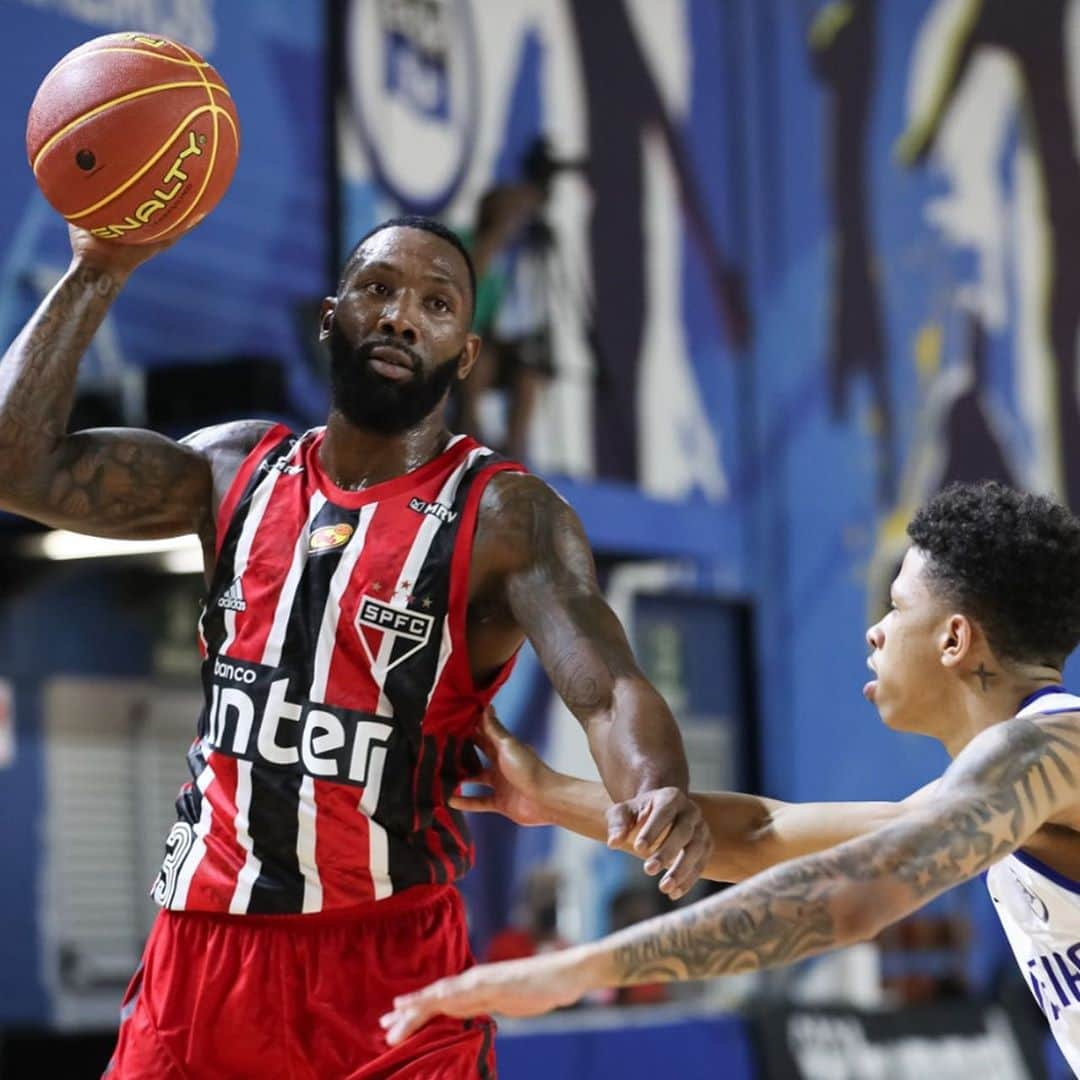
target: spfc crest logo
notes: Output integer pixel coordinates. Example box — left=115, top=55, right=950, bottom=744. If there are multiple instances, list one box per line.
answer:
left=355, top=594, right=434, bottom=672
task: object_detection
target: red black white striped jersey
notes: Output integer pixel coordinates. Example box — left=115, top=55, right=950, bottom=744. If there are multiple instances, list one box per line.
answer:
left=152, top=426, right=523, bottom=914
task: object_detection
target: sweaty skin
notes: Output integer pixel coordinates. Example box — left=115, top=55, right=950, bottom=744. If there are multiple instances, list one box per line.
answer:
left=0, top=222, right=713, bottom=896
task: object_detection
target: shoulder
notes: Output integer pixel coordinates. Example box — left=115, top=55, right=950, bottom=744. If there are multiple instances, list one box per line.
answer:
left=181, top=419, right=280, bottom=459
left=477, top=471, right=568, bottom=527
left=181, top=420, right=283, bottom=524
left=945, top=711, right=1080, bottom=795
left=477, top=472, right=577, bottom=547
left=1029, top=709, right=1080, bottom=743
left=474, top=471, right=593, bottom=581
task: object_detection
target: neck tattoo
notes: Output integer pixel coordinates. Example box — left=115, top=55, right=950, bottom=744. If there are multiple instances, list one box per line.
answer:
left=974, top=663, right=997, bottom=692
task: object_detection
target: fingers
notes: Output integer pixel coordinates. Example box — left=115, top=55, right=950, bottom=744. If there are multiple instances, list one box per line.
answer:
left=633, top=790, right=682, bottom=854
left=379, top=977, right=478, bottom=1047
left=641, top=816, right=692, bottom=873
left=450, top=770, right=496, bottom=814
left=663, top=844, right=710, bottom=900
left=654, top=819, right=711, bottom=900
left=605, top=799, right=640, bottom=848
left=380, top=1001, right=433, bottom=1046
left=630, top=792, right=713, bottom=900
left=379, top=987, right=437, bottom=1046
left=472, top=706, right=512, bottom=762
left=481, top=705, right=510, bottom=740
left=449, top=792, right=497, bottom=813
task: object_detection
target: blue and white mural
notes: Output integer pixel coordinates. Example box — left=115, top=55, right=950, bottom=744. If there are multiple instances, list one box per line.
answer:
left=335, top=0, right=748, bottom=498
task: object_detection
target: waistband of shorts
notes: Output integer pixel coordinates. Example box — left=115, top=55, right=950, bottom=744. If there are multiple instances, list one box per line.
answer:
left=162, top=885, right=461, bottom=930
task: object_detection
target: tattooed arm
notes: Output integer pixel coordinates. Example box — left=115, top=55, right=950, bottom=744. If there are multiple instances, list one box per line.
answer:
left=0, top=227, right=268, bottom=549
left=382, top=713, right=1080, bottom=1039
left=473, top=473, right=711, bottom=896
left=600, top=716, right=1077, bottom=985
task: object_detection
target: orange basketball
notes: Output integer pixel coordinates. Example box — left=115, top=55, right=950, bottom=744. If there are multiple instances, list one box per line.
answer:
left=26, top=32, right=240, bottom=245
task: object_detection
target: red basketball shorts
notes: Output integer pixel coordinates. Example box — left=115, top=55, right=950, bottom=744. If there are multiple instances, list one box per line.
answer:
left=104, top=886, right=496, bottom=1079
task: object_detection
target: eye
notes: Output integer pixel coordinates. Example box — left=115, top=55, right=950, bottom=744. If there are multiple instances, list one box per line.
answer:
left=363, top=281, right=388, bottom=297
left=428, top=296, right=452, bottom=313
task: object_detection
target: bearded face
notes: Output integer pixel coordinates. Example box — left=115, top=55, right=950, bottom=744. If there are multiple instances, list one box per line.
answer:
left=324, top=225, right=478, bottom=433
left=327, top=322, right=462, bottom=435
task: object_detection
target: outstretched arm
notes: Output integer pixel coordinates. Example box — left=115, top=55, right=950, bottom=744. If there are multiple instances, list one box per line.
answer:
left=457, top=707, right=926, bottom=884
left=473, top=473, right=711, bottom=896
left=384, top=712, right=1080, bottom=1039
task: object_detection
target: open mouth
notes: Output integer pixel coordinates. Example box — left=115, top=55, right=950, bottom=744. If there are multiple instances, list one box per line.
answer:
left=863, top=658, right=878, bottom=700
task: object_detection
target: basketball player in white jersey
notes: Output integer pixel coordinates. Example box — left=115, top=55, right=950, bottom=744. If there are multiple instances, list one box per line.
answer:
left=381, top=481, right=1080, bottom=1073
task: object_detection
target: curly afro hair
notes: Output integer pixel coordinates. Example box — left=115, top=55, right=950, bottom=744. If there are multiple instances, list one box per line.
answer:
left=906, top=481, right=1080, bottom=667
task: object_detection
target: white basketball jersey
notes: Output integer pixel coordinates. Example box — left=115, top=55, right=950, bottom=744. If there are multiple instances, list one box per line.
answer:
left=985, top=688, right=1080, bottom=1075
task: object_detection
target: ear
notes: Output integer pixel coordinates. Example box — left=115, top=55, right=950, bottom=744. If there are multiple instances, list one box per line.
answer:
left=455, top=332, right=483, bottom=381
left=940, top=613, right=976, bottom=669
left=318, top=297, right=336, bottom=342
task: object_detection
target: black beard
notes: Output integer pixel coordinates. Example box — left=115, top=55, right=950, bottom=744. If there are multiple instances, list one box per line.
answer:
left=328, top=325, right=461, bottom=435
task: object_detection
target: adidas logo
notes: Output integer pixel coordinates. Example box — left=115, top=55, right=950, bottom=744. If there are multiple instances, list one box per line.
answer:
left=217, top=577, right=247, bottom=612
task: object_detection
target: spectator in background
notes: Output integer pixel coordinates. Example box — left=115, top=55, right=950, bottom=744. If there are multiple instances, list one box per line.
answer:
left=485, top=867, right=567, bottom=963
left=458, top=144, right=571, bottom=461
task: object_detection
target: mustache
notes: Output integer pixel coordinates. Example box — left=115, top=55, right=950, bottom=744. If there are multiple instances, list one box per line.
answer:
left=351, top=335, right=425, bottom=371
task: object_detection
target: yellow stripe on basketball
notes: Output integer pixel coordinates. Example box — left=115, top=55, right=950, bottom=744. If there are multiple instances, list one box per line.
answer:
left=144, top=39, right=225, bottom=242
left=65, top=104, right=226, bottom=219
left=41, top=47, right=212, bottom=80
left=31, top=80, right=231, bottom=174
left=142, top=104, right=238, bottom=241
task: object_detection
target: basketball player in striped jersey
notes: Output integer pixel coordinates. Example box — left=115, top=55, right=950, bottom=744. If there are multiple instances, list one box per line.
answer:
left=382, top=482, right=1080, bottom=1075
left=0, top=217, right=712, bottom=1078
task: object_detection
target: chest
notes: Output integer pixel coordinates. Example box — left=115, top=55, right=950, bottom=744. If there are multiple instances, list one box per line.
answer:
left=206, top=458, right=474, bottom=692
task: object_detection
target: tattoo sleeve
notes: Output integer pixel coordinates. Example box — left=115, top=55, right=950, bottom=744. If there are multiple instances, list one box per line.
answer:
left=599, top=716, right=1080, bottom=984
left=0, top=261, right=211, bottom=538
left=484, top=473, right=689, bottom=797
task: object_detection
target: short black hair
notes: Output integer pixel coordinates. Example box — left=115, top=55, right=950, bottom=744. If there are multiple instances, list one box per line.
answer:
left=337, top=215, right=476, bottom=312
left=907, top=481, right=1080, bottom=666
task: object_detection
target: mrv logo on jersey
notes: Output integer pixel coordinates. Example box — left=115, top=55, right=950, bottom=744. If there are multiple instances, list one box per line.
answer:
left=408, top=497, right=457, bottom=524
left=205, top=660, right=391, bottom=789
left=355, top=594, right=434, bottom=672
